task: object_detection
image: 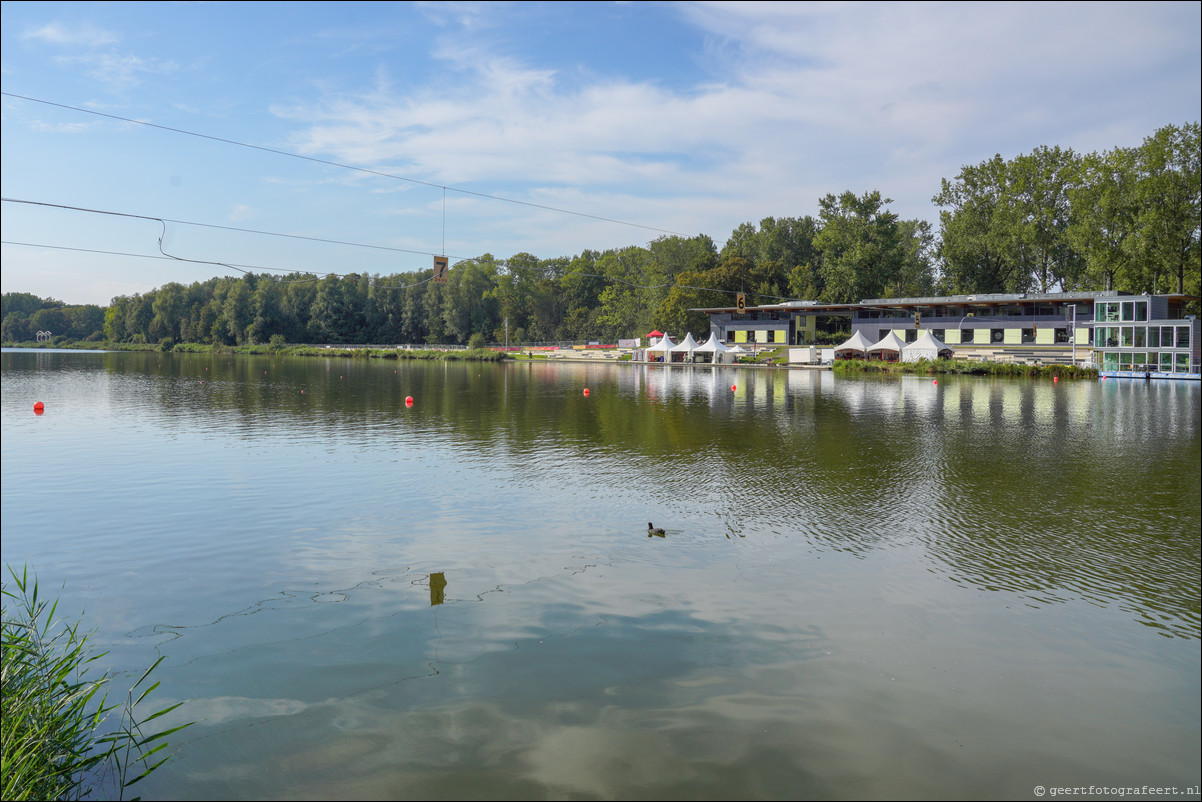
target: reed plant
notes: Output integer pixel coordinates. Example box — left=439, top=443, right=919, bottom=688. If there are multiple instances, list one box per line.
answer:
left=2, top=566, right=188, bottom=801
left=831, top=358, right=1098, bottom=379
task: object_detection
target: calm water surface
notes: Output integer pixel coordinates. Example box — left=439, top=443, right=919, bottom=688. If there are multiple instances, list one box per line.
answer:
left=2, top=349, right=1199, bottom=800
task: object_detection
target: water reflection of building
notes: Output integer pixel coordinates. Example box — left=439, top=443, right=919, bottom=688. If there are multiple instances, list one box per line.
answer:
left=696, top=291, right=1199, bottom=376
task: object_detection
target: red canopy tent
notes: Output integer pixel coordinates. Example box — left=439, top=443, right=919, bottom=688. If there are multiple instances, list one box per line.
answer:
left=647, top=330, right=664, bottom=338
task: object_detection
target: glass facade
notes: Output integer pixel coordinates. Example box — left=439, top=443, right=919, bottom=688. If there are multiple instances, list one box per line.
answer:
left=1092, top=299, right=1198, bottom=375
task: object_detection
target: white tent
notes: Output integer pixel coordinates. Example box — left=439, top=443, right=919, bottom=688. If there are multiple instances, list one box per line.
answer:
left=867, top=331, right=908, bottom=361
left=727, top=344, right=749, bottom=361
left=694, top=334, right=734, bottom=364
left=669, top=332, right=702, bottom=362
left=833, top=331, right=874, bottom=359
left=902, top=330, right=954, bottom=362
left=644, top=334, right=675, bottom=362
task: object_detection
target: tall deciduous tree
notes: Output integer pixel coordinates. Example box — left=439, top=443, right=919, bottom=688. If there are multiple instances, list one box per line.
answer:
left=1068, top=147, right=1140, bottom=292
left=815, top=191, right=932, bottom=302
left=1007, top=145, right=1084, bottom=292
left=1131, top=122, right=1200, bottom=296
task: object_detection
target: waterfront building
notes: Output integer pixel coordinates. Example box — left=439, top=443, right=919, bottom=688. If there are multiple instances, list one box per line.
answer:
left=696, top=291, right=1198, bottom=375
left=1091, top=295, right=1200, bottom=378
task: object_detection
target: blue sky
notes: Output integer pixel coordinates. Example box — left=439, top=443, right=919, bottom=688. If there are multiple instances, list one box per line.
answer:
left=2, top=1, right=1199, bottom=306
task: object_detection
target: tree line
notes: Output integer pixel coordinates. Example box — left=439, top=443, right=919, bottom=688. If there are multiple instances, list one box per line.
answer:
left=3, top=123, right=1197, bottom=347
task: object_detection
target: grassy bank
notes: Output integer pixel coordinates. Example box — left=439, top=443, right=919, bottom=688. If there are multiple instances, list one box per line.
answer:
left=832, top=358, right=1098, bottom=379
left=2, top=566, right=188, bottom=801
left=2, top=339, right=509, bottom=361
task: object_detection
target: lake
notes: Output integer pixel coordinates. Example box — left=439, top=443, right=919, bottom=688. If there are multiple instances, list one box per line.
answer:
left=2, top=349, right=1199, bottom=800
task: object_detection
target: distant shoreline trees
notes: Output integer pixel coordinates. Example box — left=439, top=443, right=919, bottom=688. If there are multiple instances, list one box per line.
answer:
left=4, top=123, right=1197, bottom=346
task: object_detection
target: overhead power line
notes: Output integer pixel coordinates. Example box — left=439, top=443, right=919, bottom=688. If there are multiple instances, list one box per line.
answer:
left=2, top=92, right=687, bottom=238
left=3, top=199, right=803, bottom=303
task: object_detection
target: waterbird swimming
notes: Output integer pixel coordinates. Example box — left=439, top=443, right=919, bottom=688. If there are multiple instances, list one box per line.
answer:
left=647, top=522, right=666, bottom=537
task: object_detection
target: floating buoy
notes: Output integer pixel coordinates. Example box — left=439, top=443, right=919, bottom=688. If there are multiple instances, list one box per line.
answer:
left=405, top=396, right=414, bottom=406
left=33, top=401, right=44, bottom=414
left=583, top=388, right=590, bottom=396
left=932, top=380, right=938, bottom=385
left=731, top=384, right=737, bottom=391
left=1053, top=376, right=1058, bottom=382
left=301, top=390, right=306, bottom=394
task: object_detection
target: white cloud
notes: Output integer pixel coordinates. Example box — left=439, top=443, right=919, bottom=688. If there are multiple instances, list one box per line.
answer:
left=21, top=22, right=119, bottom=47
left=54, top=52, right=179, bottom=90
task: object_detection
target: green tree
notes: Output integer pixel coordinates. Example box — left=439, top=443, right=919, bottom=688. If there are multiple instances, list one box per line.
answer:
left=1130, top=122, right=1200, bottom=296
left=1008, top=145, right=1084, bottom=292
left=815, top=191, right=932, bottom=302
left=1068, top=146, right=1140, bottom=292
left=150, top=282, right=186, bottom=342
left=443, top=256, right=499, bottom=343
left=933, top=155, right=1025, bottom=294
left=2, top=312, right=32, bottom=342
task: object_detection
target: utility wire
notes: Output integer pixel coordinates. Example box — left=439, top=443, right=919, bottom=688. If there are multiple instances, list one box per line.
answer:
left=3, top=197, right=446, bottom=259
left=4, top=199, right=799, bottom=302
left=2, top=92, right=688, bottom=237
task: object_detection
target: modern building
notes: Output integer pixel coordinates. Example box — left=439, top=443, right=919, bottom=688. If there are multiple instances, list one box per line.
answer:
left=1092, top=295, right=1201, bottom=378
left=695, top=291, right=1199, bottom=375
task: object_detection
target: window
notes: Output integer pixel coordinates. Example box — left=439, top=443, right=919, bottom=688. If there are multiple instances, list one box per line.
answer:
left=1055, top=328, right=1070, bottom=344
left=1121, top=302, right=1134, bottom=322
left=1177, top=327, right=1190, bottom=348
left=1134, top=327, right=1146, bottom=348
left=1121, top=327, right=1134, bottom=347
left=991, top=328, right=1004, bottom=343
left=1135, top=301, right=1148, bottom=321
left=1022, top=328, right=1036, bottom=344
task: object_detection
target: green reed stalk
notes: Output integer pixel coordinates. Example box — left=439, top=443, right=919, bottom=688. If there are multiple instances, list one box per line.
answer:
left=1, top=566, right=189, bottom=801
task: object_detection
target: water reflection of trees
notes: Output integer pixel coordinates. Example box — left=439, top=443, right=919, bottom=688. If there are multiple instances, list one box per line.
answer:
left=12, top=350, right=1197, bottom=639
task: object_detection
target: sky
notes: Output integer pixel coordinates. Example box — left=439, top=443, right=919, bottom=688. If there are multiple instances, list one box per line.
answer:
left=2, top=1, right=1199, bottom=307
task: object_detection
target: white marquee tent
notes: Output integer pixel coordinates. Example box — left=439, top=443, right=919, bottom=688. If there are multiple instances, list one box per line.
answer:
left=669, top=332, right=702, bottom=361
left=902, top=330, right=954, bottom=362
left=867, top=331, right=908, bottom=361
left=833, top=331, right=874, bottom=359
left=644, top=334, right=675, bottom=362
left=694, top=334, right=734, bottom=364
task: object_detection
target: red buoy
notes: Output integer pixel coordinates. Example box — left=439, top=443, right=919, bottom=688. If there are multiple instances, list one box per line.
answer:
left=933, top=380, right=938, bottom=385
left=583, top=388, right=590, bottom=396
left=33, top=401, right=44, bottom=414
left=405, top=396, right=414, bottom=407
left=731, top=384, right=737, bottom=391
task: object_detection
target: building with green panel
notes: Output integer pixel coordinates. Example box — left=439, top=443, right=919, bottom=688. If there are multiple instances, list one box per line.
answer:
left=696, top=291, right=1198, bottom=375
